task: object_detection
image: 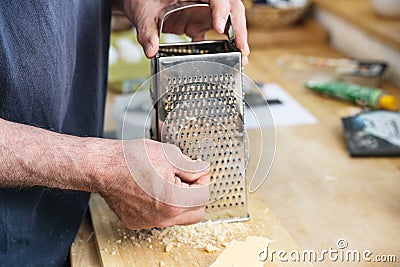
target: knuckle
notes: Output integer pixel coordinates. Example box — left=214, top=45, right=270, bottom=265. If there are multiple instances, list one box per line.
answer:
left=157, top=201, right=183, bottom=217
left=164, top=205, right=183, bottom=217
left=211, top=0, right=230, bottom=15
left=231, top=0, right=245, bottom=12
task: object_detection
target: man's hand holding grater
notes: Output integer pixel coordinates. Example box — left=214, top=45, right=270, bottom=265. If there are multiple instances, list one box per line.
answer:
left=118, top=0, right=250, bottom=64
left=96, top=138, right=210, bottom=229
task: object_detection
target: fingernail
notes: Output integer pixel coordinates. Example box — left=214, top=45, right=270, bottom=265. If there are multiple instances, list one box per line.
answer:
left=242, top=56, right=249, bottom=66
left=245, top=43, right=250, bottom=55
left=218, top=18, right=226, bottom=33
left=144, top=45, right=152, bottom=58
left=144, top=41, right=159, bottom=58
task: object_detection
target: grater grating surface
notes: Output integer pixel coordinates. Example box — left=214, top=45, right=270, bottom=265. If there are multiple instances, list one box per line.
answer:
left=151, top=61, right=249, bottom=222
left=160, top=72, right=247, bottom=221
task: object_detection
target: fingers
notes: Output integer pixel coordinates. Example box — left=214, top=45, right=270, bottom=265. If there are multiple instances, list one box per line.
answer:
left=120, top=204, right=206, bottom=229
left=210, top=0, right=231, bottom=33
left=142, top=188, right=207, bottom=228
left=170, top=207, right=207, bottom=226
left=191, top=173, right=210, bottom=186
left=175, top=160, right=210, bottom=183
left=162, top=143, right=210, bottom=183
left=155, top=206, right=206, bottom=228
left=210, top=0, right=250, bottom=65
left=104, top=137, right=211, bottom=230
left=124, top=0, right=249, bottom=63
left=131, top=4, right=160, bottom=58
left=229, top=0, right=250, bottom=65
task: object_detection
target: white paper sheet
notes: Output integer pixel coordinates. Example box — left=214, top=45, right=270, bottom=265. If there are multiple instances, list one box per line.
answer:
left=245, top=83, right=318, bottom=129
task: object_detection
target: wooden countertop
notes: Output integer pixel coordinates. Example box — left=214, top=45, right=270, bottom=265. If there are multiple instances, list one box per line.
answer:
left=245, top=44, right=400, bottom=265
left=77, top=193, right=310, bottom=267
left=71, top=25, right=400, bottom=266
left=313, top=0, right=400, bottom=51
left=246, top=19, right=328, bottom=49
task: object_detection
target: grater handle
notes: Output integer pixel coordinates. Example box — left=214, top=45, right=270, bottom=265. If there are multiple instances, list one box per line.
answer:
left=158, top=1, right=236, bottom=48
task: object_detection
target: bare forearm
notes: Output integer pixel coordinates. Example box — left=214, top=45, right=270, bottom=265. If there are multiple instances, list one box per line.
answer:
left=0, top=118, right=108, bottom=192
left=0, top=118, right=211, bottom=228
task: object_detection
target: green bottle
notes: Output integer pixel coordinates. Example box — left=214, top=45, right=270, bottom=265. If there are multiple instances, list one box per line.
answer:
left=304, top=81, right=398, bottom=111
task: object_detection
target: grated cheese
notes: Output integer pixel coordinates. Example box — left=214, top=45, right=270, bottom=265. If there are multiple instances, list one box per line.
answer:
left=115, top=221, right=249, bottom=251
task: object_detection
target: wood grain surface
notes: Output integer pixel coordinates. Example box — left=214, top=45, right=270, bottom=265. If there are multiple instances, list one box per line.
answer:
left=70, top=215, right=101, bottom=267
left=86, top=193, right=310, bottom=267
left=313, top=0, right=400, bottom=51
left=246, top=20, right=328, bottom=49
left=245, top=45, right=400, bottom=267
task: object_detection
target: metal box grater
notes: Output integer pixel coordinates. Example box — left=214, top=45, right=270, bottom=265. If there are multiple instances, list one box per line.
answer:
left=150, top=2, right=249, bottom=223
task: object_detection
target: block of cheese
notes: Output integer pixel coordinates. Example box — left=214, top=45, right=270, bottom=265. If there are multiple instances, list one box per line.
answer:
left=210, top=236, right=271, bottom=267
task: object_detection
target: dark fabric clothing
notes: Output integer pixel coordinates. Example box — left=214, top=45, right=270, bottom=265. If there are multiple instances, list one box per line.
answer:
left=0, top=0, right=111, bottom=266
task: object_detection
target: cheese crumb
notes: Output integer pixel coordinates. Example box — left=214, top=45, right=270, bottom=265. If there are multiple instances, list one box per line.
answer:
left=205, top=244, right=219, bottom=253
left=159, top=261, right=166, bottom=267
left=165, top=243, right=174, bottom=253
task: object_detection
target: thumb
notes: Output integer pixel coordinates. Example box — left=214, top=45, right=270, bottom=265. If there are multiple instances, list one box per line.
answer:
left=134, top=6, right=160, bottom=58
left=175, top=158, right=210, bottom=183
left=161, top=143, right=210, bottom=182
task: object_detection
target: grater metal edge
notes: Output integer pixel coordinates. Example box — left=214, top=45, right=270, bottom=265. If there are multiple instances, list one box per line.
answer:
left=150, top=2, right=249, bottom=223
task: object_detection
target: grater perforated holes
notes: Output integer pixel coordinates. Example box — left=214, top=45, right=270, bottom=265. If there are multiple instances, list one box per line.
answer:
left=157, top=69, right=246, bottom=217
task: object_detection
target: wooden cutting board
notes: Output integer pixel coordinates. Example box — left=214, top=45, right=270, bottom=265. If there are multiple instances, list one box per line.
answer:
left=83, top=193, right=311, bottom=267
